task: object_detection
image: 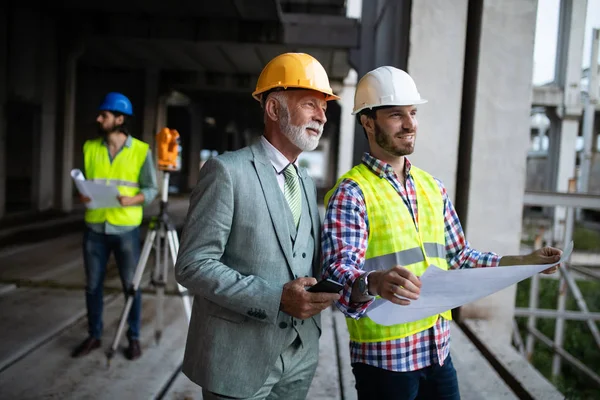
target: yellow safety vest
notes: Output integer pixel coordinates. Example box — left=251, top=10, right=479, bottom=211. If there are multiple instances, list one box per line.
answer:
left=83, top=137, right=148, bottom=227
left=325, top=163, right=452, bottom=343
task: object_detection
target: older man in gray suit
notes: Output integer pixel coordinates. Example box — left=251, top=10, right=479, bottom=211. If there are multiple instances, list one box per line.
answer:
left=175, top=52, right=342, bottom=400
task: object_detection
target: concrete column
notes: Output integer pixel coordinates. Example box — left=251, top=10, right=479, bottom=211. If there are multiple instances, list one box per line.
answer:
left=0, top=8, right=7, bottom=219
left=59, top=49, right=83, bottom=213
left=335, top=69, right=357, bottom=178
left=579, top=29, right=599, bottom=195
left=34, top=15, right=57, bottom=212
left=552, top=119, right=579, bottom=239
left=406, top=0, right=468, bottom=200
left=351, top=0, right=376, bottom=166
left=9, top=8, right=37, bottom=101
left=142, top=68, right=159, bottom=146
left=156, top=95, right=168, bottom=136
left=457, top=0, right=538, bottom=345
left=546, top=111, right=561, bottom=191
left=7, top=7, right=38, bottom=214
left=187, top=103, right=203, bottom=190
left=551, top=0, right=587, bottom=243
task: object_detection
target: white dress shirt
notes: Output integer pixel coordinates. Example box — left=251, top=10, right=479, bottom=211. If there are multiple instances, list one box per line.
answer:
left=260, top=135, right=298, bottom=194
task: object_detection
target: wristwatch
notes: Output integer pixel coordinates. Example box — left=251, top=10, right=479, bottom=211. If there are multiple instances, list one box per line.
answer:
left=357, top=271, right=374, bottom=297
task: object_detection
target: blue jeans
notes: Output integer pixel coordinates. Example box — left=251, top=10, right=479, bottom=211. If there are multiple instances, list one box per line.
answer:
left=83, top=227, right=142, bottom=340
left=352, top=355, right=461, bottom=400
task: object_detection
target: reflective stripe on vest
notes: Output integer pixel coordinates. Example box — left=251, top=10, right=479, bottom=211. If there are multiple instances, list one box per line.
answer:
left=83, top=137, right=148, bottom=227
left=90, top=178, right=140, bottom=188
left=324, top=162, right=452, bottom=343
left=363, top=243, right=446, bottom=273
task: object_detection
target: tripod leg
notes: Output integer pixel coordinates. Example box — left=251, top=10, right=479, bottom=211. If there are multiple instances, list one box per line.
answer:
left=106, top=229, right=156, bottom=367
left=167, top=229, right=192, bottom=322
left=152, top=225, right=161, bottom=290
left=151, top=223, right=163, bottom=344
left=155, top=226, right=169, bottom=344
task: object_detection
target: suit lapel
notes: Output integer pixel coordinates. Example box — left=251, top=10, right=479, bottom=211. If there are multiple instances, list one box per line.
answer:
left=251, top=143, right=295, bottom=270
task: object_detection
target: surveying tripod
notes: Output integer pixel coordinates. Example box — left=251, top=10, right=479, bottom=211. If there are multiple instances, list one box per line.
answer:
left=106, top=128, right=191, bottom=366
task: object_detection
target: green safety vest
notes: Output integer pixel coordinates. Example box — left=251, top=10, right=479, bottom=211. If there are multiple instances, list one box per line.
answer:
left=83, top=137, right=148, bottom=227
left=325, top=162, right=452, bottom=343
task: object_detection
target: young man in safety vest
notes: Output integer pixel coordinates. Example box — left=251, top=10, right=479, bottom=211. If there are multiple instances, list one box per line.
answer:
left=71, top=92, right=158, bottom=361
left=321, top=66, right=562, bottom=399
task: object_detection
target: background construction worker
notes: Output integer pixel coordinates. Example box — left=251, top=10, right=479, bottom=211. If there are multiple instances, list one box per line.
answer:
left=71, top=92, right=158, bottom=361
left=321, top=66, right=562, bottom=400
left=175, top=53, right=340, bottom=400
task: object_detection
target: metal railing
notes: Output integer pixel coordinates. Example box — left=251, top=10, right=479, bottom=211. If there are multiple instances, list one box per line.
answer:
left=514, top=181, right=600, bottom=387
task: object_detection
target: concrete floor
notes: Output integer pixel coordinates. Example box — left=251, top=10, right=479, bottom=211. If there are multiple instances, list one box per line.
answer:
left=0, top=200, right=547, bottom=400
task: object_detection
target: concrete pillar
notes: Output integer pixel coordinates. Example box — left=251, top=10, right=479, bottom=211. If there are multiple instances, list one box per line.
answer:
left=578, top=28, right=599, bottom=195
left=350, top=0, right=377, bottom=165
left=552, top=119, right=579, bottom=238
left=0, top=8, right=7, bottom=219
left=9, top=8, right=37, bottom=101
left=33, top=15, right=57, bottom=212
left=551, top=0, right=587, bottom=243
left=142, top=68, right=159, bottom=146
left=335, top=69, right=357, bottom=178
left=406, top=0, right=468, bottom=200
left=7, top=7, right=39, bottom=214
left=156, top=95, right=168, bottom=136
left=546, top=111, right=561, bottom=190
left=59, top=49, right=83, bottom=213
left=187, top=102, right=203, bottom=190
left=457, top=0, right=538, bottom=344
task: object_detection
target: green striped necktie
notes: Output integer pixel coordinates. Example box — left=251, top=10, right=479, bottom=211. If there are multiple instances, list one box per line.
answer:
left=283, top=164, right=301, bottom=227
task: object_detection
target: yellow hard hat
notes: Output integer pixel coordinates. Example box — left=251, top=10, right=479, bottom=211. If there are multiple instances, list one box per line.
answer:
left=252, top=53, right=340, bottom=102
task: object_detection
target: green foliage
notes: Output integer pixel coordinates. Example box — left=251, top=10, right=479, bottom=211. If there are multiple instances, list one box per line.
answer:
left=573, top=225, right=600, bottom=251
left=515, top=278, right=600, bottom=399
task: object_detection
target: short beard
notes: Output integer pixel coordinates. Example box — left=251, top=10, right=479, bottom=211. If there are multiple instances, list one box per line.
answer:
left=277, top=100, right=323, bottom=152
left=98, top=121, right=121, bottom=136
left=374, top=121, right=415, bottom=157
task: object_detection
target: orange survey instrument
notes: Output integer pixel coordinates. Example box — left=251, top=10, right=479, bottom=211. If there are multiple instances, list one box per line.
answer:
left=156, top=127, right=180, bottom=171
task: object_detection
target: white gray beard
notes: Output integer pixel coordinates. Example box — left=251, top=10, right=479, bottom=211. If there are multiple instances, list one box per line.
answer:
left=279, top=107, right=323, bottom=151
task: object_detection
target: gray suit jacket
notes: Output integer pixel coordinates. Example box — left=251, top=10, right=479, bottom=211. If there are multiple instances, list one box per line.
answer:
left=174, top=141, right=322, bottom=398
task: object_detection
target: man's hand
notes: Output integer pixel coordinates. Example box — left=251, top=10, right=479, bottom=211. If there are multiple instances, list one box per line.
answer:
left=79, top=194, right=91, bottom=204
left=280, top=277, right=340, bottom=319
left=117, top=194, right=143, bottom=207
left=500, top=246, right=562, bottom=274
left=525, top=246, right=562, bottom=275
left=368, top=266, right=421, bottom=306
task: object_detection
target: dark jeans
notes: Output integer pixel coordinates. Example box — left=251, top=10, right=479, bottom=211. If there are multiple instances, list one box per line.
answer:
left=352, top=355, right=461, bottom=400
left=83, top=227, right=141, bottom=340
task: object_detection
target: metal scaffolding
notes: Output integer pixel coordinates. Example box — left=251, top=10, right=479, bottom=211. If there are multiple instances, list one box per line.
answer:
left=515, top=184, right=600, bottom=387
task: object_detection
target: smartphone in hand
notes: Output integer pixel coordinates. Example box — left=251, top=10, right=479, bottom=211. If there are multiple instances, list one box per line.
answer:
left=306, top=278, right=344, bottom=293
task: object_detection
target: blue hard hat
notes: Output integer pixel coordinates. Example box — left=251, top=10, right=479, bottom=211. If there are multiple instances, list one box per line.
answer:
left=98, top=92, right=133, bottom=116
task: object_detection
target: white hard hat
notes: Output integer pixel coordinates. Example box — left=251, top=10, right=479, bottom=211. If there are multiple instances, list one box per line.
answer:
left=352, top=66, right=427, bottom=115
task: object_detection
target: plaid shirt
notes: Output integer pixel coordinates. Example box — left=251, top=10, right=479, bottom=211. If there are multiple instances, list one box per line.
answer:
left=321, top=153, right=500, bottom=372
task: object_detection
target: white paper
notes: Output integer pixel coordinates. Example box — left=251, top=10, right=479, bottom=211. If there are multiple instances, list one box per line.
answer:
left=367, top=241, right=573, bottom=326
left=71, top=169, right=121, bottom=209
left=71, top=169, right=86, bottom=181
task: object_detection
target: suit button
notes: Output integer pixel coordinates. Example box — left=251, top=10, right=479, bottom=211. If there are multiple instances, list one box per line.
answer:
left=293, top=320, right=297, bottom=326
left=302, top=253, right=306, bottom=258
left=279, top=322, right=288, bottom=329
